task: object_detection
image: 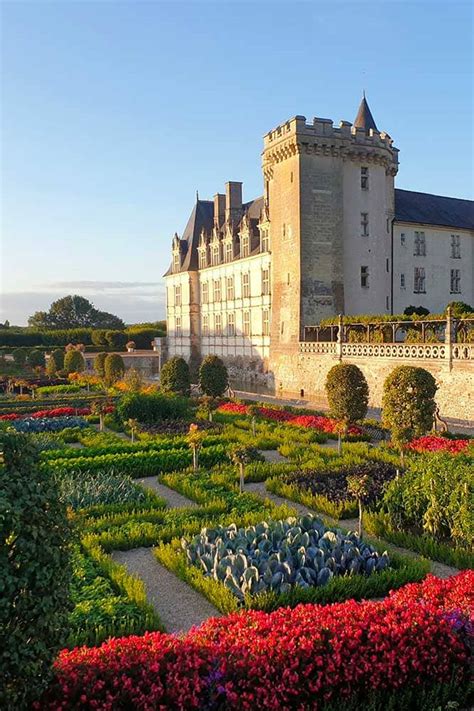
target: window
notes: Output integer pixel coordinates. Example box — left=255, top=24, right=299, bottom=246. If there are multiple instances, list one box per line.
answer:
left=450, top=269, right=461, bottom=294
left=414, top=231, right=426, bottom=256
left=225, top=241, right=233, bottom=262
left=386, top=258, right=389, bottom=273
left=201, top=282, right=208, bottom=304
left=226, top=276, right=234, bottom=300
left=241, top=234, right=250, bottom=258
left=400, top=273, right=405, bottom=289
left=451, top=234, right=461, bottom=259
left=202, top=314, right=209, bottom=336
left=282, top=223, right=286, bottom=238
left=401, top=233, right=406, bottom=246
left=360, top=266, right=369, bottom=288
left=262, top=268, right=270, bottom=295
left=227, top=312, right=235, bottom=336
left=174, top=285, right=181, bottom=306
left=173, top=252, right=180, bottom=272
left=199, top=250, right=207, bottom=269
left=414, top=267, right=426, bottom=293
left=243, top=310, right=251, bottom=336
left=175, top=316, right=181, bottom=336
left=215, top=313, right=222, bottom=336
left=211, top=243, right=220, bottom=266
left=261, top=229, right=270, bottom=252
left=242, top=272, right=250, bottom=298
left=213, top=279, right=221, bottom=302
left=360, top=212, right=369, bottom=237
left=361, top=166, right=369, bottom=190
left=262, top=309, right=270, bottom=336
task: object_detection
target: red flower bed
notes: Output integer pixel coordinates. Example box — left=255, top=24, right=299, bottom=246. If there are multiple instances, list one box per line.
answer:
left=217, top=402, right=363, bottom=435
left=39, top=572, right=473, bottom=710
left=0, top=405, right=114, bottom=421
left=407, top=435, right=470, bottom=454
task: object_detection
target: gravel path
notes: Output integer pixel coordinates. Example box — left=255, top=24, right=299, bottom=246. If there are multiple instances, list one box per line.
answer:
left=111, top=548, right=220, bottom=633
left=137, top=477, right=197, bottom=508
left=245, top=482, right=458, bottom=579
left=66, top=441, right=84, bottom=449
left=259, top=449, right=288, bottom=463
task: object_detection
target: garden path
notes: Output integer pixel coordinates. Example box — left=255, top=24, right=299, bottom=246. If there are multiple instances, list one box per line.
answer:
left=245, top=482, right=458, bottom=580
left=111, top=547, right=220, bottom=633
left=259, top=449, right=288, bottom=463
left=137, top=477, right=197, bottom=509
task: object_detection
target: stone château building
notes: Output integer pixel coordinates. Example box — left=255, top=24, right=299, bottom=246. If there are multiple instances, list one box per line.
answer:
left=164, top=97, right=474, bottom=390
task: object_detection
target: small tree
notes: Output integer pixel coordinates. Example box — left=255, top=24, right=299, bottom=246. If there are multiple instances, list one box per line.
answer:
left=126, top=418, right=139, bottom=442
left=124, top=367, right=143, bottom=393
left=230, top=445, right=262, bottom=493
left=346, top=473, right=371, bottom=537
left=200, top=395, right=218, bottom=422
left=12, top=347, right=27, bottom=367
left=0, top=431, right=72, bottom=709
left=160, top=356, right=191, bottom=396
left=326, top=363, right=369, bottom=427
left=91, top=399, right=110, bottom=431
left=64, top=349, right=85, bottom=375
left=247, top=403, right=260, bottom=437
left=105, top=330, right=127, bottom=349
left=94, top=351, right=108, bottom=377
left=104, top=353, right=125, bottom=386
left=199, top=355, right=228, bottom=398
left=51, top=348, right=65, bottom=371
left=27, top=349, right=46, bottom=369
left=46, top=356, right=57, bottom=378
left=382, top=366, right=437, bottom=458
left=187, top=423, right=206, bottom=471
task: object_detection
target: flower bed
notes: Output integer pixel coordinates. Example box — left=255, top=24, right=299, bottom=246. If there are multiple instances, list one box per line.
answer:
left=11, top=416, right=89, bottom=433
left=217, top=402, right=363, bottom=436
left=0, top=405, right=114, bottom=421
left=407, top=434, right=470, bottom=454
left=38, top=571, right=473, bottom=710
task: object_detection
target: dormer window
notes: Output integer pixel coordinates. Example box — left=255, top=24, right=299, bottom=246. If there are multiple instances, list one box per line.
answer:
left=211, top=243, right=220, bottom=266
left=241, top=234, right=250, bottom=258
left=173, top=252, right=180, bottom=272
left=225, top=241, right=233, bottom=262
left=261, top=229, right=270, bottom=252
left=198, top=249, right=207, bottom=269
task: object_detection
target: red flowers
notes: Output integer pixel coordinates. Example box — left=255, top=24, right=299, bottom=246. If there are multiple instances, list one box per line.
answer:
left=0, top=406, right=114, bottom=421
left=217, top=402, right=363, bottom=435
left=39, top=571, right=473, bottom=710
left=407, top=435, right=470, bottom=454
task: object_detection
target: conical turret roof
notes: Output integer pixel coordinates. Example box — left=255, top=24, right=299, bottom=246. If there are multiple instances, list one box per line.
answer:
left=354, top=95, right=378, bottom=132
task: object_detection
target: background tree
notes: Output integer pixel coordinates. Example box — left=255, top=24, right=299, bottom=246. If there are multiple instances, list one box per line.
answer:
left=94, top=351, right=108, bottom=377
left=160, top=356, right=191, bottom=396
left=104, top=353, right=125, bottom=385
left=28, top=295, right=125, bottom=329
left=382, top=366, right=437, bottom=458
left=12, top=347, right=27, bottom=367
left=199, top=355, right=228, bottom=398
left=0, top=431, right=72, bottom=709
left=325, top=363, right=369, bottom=426
left=27, top=349, right=46, bottom=369
left=64, top=349, right=85, bottom=375
left=105, top=330, right=128, bottom=349
left=230, top=445, right=262, bottom=493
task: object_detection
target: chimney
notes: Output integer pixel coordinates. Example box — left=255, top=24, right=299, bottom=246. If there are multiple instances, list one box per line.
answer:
left=213, top=193, right=226, bottom=227
left=225, top=181, right=243, bottom=222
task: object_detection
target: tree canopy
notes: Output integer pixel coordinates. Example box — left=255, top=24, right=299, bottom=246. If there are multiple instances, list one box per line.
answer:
left=28, top=295, right=125, bottom=330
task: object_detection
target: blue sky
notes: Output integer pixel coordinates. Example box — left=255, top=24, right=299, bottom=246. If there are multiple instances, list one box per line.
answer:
left=1, top=0, right=473, bottom=325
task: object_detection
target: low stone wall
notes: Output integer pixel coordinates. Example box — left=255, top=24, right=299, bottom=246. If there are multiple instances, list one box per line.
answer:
left=84, top=351, right=161, bottom=378
left=271, top=349, right=474, bottom=421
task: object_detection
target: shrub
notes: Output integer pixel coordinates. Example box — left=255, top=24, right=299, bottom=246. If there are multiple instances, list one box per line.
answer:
left=64, top=349, right=85, bottom=375
left=404, top=305, right=430, bottom=317
left=446, top=301, right=473, bottom=317
left=91, top=329, right=108, bottom=347
left=160, top=356, right=191, bottom=396
left=382, top=366, right=437, bottom=451
left=199, top=355, right=228, bottom=397
left=325, top=363, right=369, bottom=425
left=12, top=347, right=28, bottom=367
left=105, top=330, right=127, bottom=349
left=27, top=349, right=46, bottom=368
left=0, top=431, right=72, bottom=709
left=117, top=391, right=189, bottom=424
left=104, top=353, right=125, bottom=385
left=123, top=367, right=143, bottom=392
left=94, top=351, right=108, bottom=377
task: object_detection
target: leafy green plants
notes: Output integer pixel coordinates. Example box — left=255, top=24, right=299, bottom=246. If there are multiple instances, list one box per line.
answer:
left=117, top=391, right=190, bottom=423
left=55, top=469, right=163, bottom=510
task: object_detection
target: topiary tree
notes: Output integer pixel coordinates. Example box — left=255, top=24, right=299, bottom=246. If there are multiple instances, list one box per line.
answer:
left=346, top=473, right=371, bottom=537
left=160, top=356, right=191, bottom=396
left=94, top=351, right=108, bottom=378
left=0, top=431, right=72, bottom=709
left=199, top=355, right=228, bottom=398
left=230, top=444, right=262, bottom=493
left=64, top=349, right=85, bottom=375
left=27, top=349, right=46, bottom=369
left=325, top=363, right=369, bottom=430
left=46, top=354, right=57, bottom=378
left=104, top=353, right=125, bottom=386
left=187, top=423, right=206, bottom=471
left=12, top=347, right=28, bottom=367
left=51, top=348, right=65, bottom=371
left=91, top=329, right=108, bottom=347
left=124, top=367, right=143, bottom=393
left=105, top=330, right=127, bottom=349
left=382, top=366, right=437, bottom=458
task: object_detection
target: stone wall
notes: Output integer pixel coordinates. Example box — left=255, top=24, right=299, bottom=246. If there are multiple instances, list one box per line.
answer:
left=271, top=349, right=474, bottom=421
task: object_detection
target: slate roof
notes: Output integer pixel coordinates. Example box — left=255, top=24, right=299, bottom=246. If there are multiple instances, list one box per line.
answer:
left=353, top=96, right=378, bottom=132
left=395, top=189, right=474, bottom=230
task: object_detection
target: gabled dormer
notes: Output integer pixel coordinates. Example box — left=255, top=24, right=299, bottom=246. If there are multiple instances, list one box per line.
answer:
left=259, top=200, right=271, bottom=253
left=209, top=225, right=222, bottom=266
left=222, top=218, right=237, bottom=262
left=172, top=232, right=186, bottom=272
left=197, top=228, right=209, bottom=269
